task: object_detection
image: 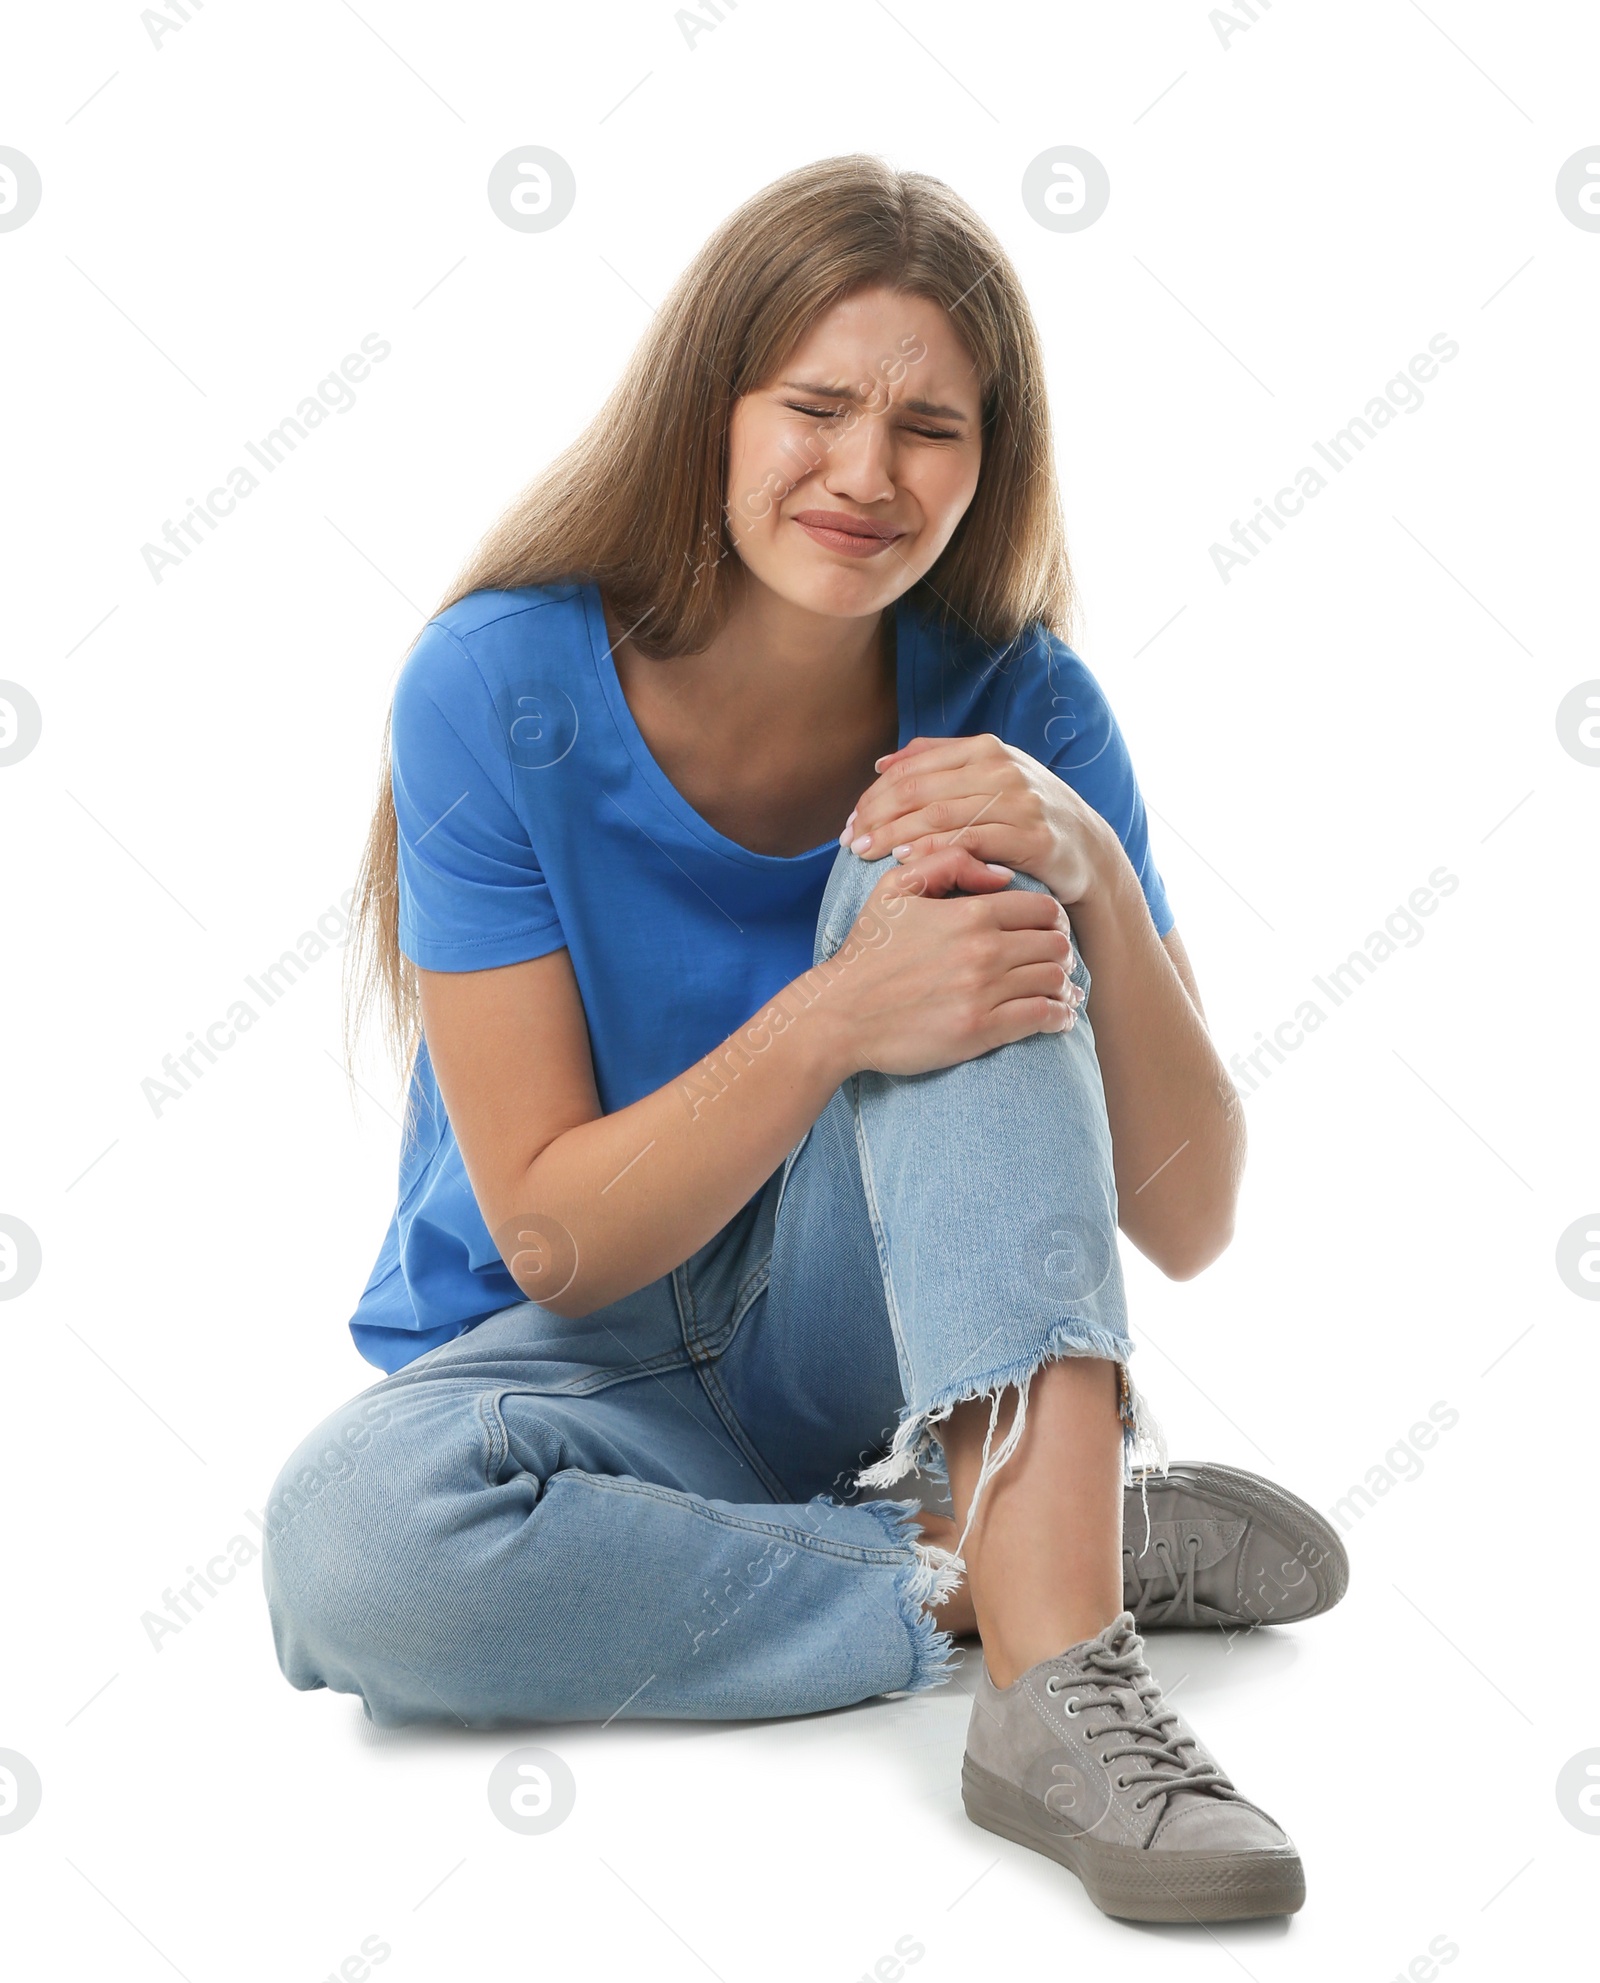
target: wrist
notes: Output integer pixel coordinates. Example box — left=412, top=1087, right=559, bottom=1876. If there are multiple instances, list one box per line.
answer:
left=776, top=966, right=859, bottom=1089
left=1064, top=816, right=1143, bottom=938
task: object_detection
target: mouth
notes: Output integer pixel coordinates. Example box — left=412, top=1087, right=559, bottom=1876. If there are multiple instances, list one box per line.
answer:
left=789, top=510, right=908, bottom=559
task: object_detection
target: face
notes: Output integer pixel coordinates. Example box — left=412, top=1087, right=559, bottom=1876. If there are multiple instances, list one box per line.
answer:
left=724, top=286, right=984, bottom=621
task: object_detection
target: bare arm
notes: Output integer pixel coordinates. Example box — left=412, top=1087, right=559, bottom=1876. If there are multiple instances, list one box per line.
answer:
left=1067, top=821, right=1245, bottom=1280
left=419, top=942, right=844, bottom=1319
left=419, top=847, right=1077, bottom=1319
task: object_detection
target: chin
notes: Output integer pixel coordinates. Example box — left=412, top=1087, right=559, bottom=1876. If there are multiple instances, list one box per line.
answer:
left=758, top=555, right=911, bottom=621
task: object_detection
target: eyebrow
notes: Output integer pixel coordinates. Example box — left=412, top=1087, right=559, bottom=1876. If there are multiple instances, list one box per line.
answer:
left=777, top=379, right=972, bottom=424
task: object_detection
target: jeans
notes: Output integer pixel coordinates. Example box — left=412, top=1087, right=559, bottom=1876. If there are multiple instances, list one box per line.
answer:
left=262, top=849, right=1163, bottom=1727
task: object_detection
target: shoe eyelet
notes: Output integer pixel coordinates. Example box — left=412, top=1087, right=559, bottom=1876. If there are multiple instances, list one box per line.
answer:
left=1045, top=1676, right=1061, bottom=1695
left=1063, top=1698, right=1079, bottom=1717
left=1115, top=1775, right=1128, bottom=1790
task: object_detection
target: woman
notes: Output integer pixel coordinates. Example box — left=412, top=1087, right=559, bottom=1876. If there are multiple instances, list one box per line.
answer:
left=263, top=155, right=1345, bottom=1924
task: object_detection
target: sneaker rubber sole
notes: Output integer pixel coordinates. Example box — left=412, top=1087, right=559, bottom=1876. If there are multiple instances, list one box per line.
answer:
left=1126, top=1458, right=1349, bottom=1630
left=961, top=1755, right=1306, bottom=1922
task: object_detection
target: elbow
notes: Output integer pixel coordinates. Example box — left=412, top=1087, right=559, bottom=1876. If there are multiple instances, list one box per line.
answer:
left=1142, top=1096, right=1245, bottom=1280
left=489, top=1202, right=592, bottom=1316
left=1157, top=1234, right=1230, bottom=1282
left=542, top=1278, right=615, bottom=1322
left=1143, top=1206, right=1237, bottom=1282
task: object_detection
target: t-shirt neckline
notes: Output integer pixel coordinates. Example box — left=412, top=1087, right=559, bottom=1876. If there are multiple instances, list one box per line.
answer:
left=582, top=577, right=916, bottom=871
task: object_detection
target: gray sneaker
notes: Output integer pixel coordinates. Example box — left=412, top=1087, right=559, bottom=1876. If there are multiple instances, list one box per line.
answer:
left=962, top=1611, right=1305, bottom=1922
left=1123, top=1460, right=1348, bottom=1631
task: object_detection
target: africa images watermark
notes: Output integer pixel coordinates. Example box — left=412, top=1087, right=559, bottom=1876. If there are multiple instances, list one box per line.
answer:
left=685, top=1524, right=800, bottom=1657
left=139, top=333, right=391, bottom=584
left=1210, top=332, right=1459, bottom=583
left=1210, top=0, right=1283, bottom=52
left=140, top=1, right=214, bottom=52
left=676, top=0, right=743, bottom=52
left=1327, top=1399, right=1461, bottom=1534
left=1227, top=864, right=1459, bottom=1099
left=140, top=889, right=353, bottom=1116
left=140, top=1399, right=393, bottom=1651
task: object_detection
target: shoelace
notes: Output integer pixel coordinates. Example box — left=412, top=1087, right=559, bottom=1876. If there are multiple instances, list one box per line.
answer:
left=1123, top=1532, right=1203, bottom=1627
left=1044, top=1622, right=1240, bottom=1813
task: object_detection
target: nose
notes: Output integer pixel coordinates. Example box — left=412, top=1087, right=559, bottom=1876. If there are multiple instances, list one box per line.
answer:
left=819, top=407, right=896, bottom=508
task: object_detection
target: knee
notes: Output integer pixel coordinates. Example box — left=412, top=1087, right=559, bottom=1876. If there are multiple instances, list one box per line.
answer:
left=261, top=1386, right=578, bottom=1711
left=999, top=869, right=1053, bottom=897
left=261, top=1389, right=487, bottom=1689
left=261, top=1392, right=400, bottom=1573
left=816, top=849, right=1059, bottom=965
left=262, top=1395, right=396, bottom=1536
left=815, top=846, right=896, bottom=966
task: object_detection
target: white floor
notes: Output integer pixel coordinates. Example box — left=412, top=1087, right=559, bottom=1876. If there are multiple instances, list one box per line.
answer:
left=8, top=1552, right=1569, bottom=1978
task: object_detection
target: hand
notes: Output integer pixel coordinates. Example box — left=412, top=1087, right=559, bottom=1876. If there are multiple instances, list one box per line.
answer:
left=839, top=733, right=1110, bottom=906
left=818, top=845, right=1083, bottom=1079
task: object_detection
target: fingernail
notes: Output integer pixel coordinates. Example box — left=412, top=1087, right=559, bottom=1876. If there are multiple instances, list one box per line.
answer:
left=838, top=810, right=857, bottom=846
left=986, top=862, right=1013, bottom=877
left=849, top=834, right=872, bottom=855
left=874, top=755, right=891, bottom=771
left=892, top=843, right=913, bottom=859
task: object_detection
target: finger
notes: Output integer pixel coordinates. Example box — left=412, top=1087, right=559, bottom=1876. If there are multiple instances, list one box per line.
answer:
left=878, top=844, right=1014, bottom=901
left=979, top=897, right=1077, bottom=968
left=864, top=760, right=999, bottom=811
left=849, top=786, right=1008, bottom=860
left=1000, top=960, right=1079, bottom=1004
left=994, top=927, right=1075, bottom=971
left=974, top=890, right=1073, bottom=935
left=890, top=822, right=1019, bottom=867
left=976, top=994, right=1074, bottom=1052
left=872, top=733, right=980, bottom=775
left=846, top=747, right=1007, bottom=845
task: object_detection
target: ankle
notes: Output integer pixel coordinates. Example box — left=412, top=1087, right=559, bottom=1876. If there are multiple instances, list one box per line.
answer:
left=981, top=1605, right=1122, bottom=1690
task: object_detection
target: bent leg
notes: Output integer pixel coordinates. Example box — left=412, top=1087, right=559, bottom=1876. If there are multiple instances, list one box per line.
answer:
left=942, top=1357, right=1128, bottom=1680
left=261, top=1304, right=950, bottom=1727
left=799, top=848, right=1167, bottom=1631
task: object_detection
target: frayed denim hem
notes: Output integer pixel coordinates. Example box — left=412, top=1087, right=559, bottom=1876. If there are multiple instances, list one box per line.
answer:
left=853, top=1323, right=1170, bottom=1570
left=859, top=1497, right=961, bottom=1696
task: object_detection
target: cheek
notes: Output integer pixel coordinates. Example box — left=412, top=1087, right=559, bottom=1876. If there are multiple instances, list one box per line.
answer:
left=910, top=449, right=982, bottom=548
left=725, top=413, right=794, bottom=539
left=723, top=413, right=757, bottom=525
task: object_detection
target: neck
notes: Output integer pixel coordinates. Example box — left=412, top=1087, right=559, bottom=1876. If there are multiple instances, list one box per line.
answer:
left=613, top=573, right=893, bottom=730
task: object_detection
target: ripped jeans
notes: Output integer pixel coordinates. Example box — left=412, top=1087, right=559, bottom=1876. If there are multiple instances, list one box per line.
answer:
left=262, top=849, right=1163, bottom=1727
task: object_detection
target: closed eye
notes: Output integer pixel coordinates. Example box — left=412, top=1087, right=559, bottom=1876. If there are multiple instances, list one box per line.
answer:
left=782, top=401, right=961, bottom=441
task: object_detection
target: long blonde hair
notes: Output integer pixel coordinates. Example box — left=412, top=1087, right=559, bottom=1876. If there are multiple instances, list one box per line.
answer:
left=342, top=152, right=1075, bottom=1101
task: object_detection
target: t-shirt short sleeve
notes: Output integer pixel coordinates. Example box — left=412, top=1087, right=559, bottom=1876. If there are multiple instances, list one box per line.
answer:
left=390, top=620, right=567, bottom=972
left=1021, top=639, right=1175, bottom=940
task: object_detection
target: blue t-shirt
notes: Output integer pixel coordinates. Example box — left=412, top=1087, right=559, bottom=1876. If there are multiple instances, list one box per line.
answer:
left=349, top=579, right=1174, bottom=1372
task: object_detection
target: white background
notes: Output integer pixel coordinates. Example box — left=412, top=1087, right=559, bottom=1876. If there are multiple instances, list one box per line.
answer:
left=3, top=0, right=1597, bottom=1976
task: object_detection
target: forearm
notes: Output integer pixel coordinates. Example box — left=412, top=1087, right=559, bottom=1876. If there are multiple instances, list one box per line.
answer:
left=501, top=964, right=854, bottom=1318
left=1065, top=822, right=1245, bottom=1278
